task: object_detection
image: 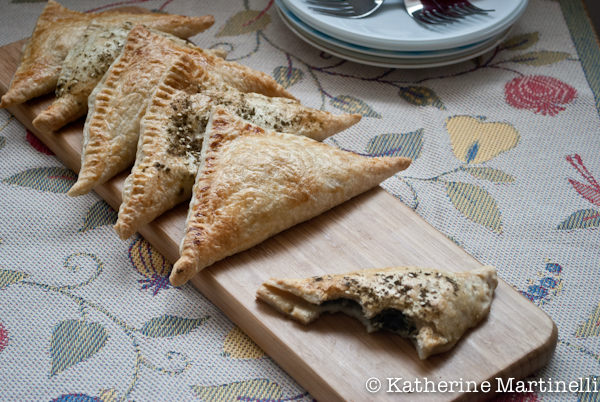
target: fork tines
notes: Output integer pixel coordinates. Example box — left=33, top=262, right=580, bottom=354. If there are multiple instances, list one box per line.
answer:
left=306, top=0, right=384, bottom=19
left=408, top=0, right=494, bottom=24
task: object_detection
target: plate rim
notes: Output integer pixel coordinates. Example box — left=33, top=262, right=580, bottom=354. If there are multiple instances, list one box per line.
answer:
left=277, top=6, right=513, bottom=69
left=276, top=0, right=511, bottom=60
left=282, top=0, right=528, bottom=51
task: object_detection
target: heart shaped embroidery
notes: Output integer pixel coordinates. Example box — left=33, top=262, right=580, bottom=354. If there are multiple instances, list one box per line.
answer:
left=446, top=116, right=519, bottom=164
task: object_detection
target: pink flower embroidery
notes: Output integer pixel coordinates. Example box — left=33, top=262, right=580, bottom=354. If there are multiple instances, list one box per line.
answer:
left=26, top=130, right=54, bottom=155
left=0, top=322, right=8, bottom=353
left=567, top=154, right=600, bottom=207
left=505, top=75, right=576, bottom=116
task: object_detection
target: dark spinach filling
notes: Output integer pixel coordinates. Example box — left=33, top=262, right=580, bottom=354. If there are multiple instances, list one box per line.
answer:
left=320, top=299, right=417, bottom=337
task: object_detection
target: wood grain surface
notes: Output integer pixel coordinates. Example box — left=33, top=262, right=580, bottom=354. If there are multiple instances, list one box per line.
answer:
left=0, top=38, right=557, bottom=401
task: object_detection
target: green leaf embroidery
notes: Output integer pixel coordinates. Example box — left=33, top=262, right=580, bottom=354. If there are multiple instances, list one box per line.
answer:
left=191, top=379, right=282, bottom=401
left=0, top=137, right=5, bottom=150
left=272, top=66, right=303, bottom=89
left=0, top=268, right=29, bottom=290
left=507, top=51, right=570, bottom=66
left=50, top=320, right=108, bottom=376
left=79, top=201, right=117, bottom=233
left=464, top=167, right=515, bottom=183
left=445, top=181, right=503, bottom=233
left=3, top=167, right=76, bottom=193
left=365, top=130, right=423, bottom=160
left=216, top=10, right=271, bottom=37
left=501, top=32, right=539, bottom=51
left=330, top=95, right=381, bottom=118
left=575, top=303, right=600, bottom=338
left=139, top=315, right=208, bottom=338
left=557, top=209, right=600, bottom=230
left=398, top=86, right=445, bottom=109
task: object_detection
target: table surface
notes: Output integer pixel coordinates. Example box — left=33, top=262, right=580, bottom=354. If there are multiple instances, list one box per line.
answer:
left=0, top=1, right=598, bottom=401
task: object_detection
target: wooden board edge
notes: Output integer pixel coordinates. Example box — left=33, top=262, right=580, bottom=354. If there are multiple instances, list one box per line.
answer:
left=457, top=319, right=558, bottom=401
left=191, top=273, right=347, bottom=402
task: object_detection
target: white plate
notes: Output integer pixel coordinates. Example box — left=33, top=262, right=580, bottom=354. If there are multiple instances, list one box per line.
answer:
left=277, top=0, right=509, bottom=60
left=282, top=0, right=527, bottom=51
left=277, top=5, right=511, bottom=68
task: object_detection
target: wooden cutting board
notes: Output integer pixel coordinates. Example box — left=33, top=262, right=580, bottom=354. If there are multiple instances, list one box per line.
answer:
left=0, top=38, right=557, bottom=401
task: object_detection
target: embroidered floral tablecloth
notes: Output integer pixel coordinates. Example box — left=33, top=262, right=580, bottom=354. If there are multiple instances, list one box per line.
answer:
left=0, top=0, right=599, bottom=401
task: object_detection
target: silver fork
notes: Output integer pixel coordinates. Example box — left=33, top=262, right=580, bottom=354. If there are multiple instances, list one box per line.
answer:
left=405, top=0, right=494, bottom=24
left=306, top=0, right=493, bottom=22
left=306, top=0, right=384, bottom=18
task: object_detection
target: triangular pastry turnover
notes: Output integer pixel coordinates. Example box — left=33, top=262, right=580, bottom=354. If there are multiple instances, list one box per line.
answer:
left=114, top=54, right=361, bottom=240
left=0, top=0, right=214, bottom=108
left=32, top=24, right=219, bottom=132
left=68, top=25, right=295, bottom=197
left=169, top=107, right=411, bottom=286
left=257, top=265, right=497, bottom=359
left=32, top=23, right=132, bottom=132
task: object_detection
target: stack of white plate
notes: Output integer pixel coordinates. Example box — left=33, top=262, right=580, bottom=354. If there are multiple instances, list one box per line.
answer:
left=276, top=0, right=528, bottom=68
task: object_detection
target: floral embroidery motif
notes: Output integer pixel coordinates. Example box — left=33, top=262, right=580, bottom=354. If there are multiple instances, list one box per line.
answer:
left=557, top=154, right=600, bottom=230
left=50, top=394, right=101, bottom=402
left=79, top=201, right=117, bottom=233
left=1, top=252, right=205, bottom=400
left=50, top=319, right=109, bottom=377
left=216, top=0, right=273, bottom=37
left=222, top=326, right=265, bottom=359
left=192, top=379, right=282, bottom=401
left=519, top=261, right=563, bottom=305
left=330, top=94, right=381, bottom=117
left=576, top=303, right=600, bottom=338
left=26, top=130, right=54, bottom=155
left=335, top=114, right=518, bottom=232
left=2, top=167, right=76, bottom=193
left=272, top=64, right=303, bottom=89
left=364, top=130, right=423, bottom=160
left=129, top=236, right=172, bottom=295
left=505, top=75, right=577, bottom=116
left=191, top=378, right=310, bottom=401
left=0, top=322, right=8, bottom=353
left=446, top=116, right=519, bottom=164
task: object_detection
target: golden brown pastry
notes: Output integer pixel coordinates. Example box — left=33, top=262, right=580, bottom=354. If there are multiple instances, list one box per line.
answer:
left=169, top=107, right=411, bottom=286
left=32, top=23, right=226, bottom=133
left=257, top=265, right=497, bottom=359
left=68, top=25, right=295, bottom=197
left=0, top=0, right=214, bottom=108
left=32, top=22, right=132, bottom=132
left=113, top=54, right=360, bottom=240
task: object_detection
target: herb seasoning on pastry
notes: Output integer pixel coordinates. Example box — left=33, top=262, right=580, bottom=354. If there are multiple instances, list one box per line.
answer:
left=32, top=24, right=228, bottom=133
left=68, top=26, right=295, bottom=197
left=169, top=107, right=411, bottom=287
left=0, top=0, right=214, bottom=108
left=32, top=23, right=132, bottom=132
left=113, top=54, right=361, bottom=240
left=256, top=265, right=498, bottom=359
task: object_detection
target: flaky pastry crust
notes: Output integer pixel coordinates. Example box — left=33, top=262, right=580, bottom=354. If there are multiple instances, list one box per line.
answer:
left=113, top=53, right=360, bottom=240
left=0, top=0, right=214, bottom=108
left=169, top=107, right=411, bottom=286
left=257, top=265, right=498, bottom=359
left=68, top=25, right=296, bottom=197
